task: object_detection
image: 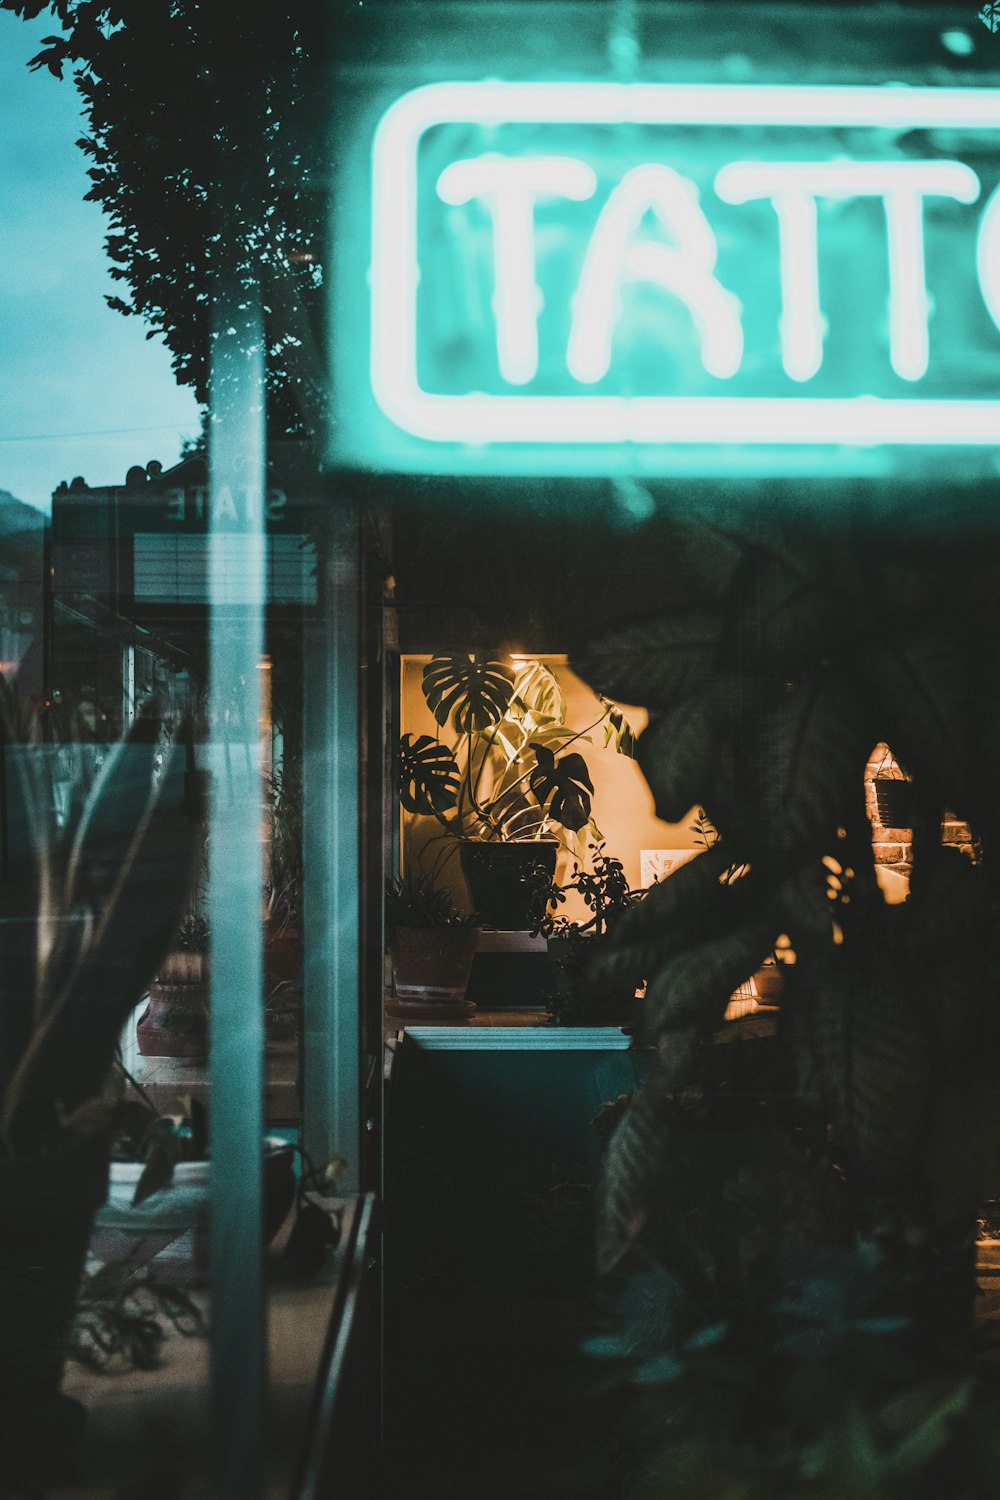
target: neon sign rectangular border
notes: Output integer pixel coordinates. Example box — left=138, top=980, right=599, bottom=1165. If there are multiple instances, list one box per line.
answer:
left=369, top=81, right=1000, bottom=454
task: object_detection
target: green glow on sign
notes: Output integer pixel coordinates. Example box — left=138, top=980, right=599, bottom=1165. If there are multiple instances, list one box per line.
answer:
left=337, top=80, right=1000, bottom=475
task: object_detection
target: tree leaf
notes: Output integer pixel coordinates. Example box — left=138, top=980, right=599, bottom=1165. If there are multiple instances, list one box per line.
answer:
left=596, top=1037, right=699, bottom=1275
left=863, top=626, right=972, bottom=816
left=796, top=937, right=933, bottom=1189
left=725, top=526, right=864, bottom=678
left=753, top=671, right=873, bottom=866
left=632, top=672, right=747, bottom=827
left=588, top=844, right=738, bottom=988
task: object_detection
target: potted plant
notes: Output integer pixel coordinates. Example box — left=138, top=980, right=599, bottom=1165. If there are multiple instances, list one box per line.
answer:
left=385, top=874, right=479, bottom=1020
left=137, top=761, right=304, bottom=1060
left=399, top=653, right=635, bottom=928
left=531, top=842, right=648, bottom=1025
left=90, top=1083, right=328, bottom=1285
left=0, top=690, right=202, bottom=1484
left=872, top=747, right=913, bottom=829
left=136, top=909, right=209, bottom=1058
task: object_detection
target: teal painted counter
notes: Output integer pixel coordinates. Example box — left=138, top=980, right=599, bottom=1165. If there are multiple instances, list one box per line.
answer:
left=393, top=1026, right=652, bottom=1169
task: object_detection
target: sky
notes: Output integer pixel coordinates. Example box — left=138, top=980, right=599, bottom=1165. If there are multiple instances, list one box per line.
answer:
left=0, top=10, right=201, bottom=513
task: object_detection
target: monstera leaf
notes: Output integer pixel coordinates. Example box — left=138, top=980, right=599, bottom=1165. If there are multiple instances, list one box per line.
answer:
left=509, top=658, right=566, bottom=725
left=603, top=701, right=637, bottom=757
left=422, top=654, right=516, bottom=734
left=397, top=735, right=459, bottom=816
left=527, top=743, right=594, bottom=831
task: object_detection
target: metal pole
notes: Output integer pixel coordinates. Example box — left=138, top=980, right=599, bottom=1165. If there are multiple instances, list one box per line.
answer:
left=207, top=276, right=267, bottom=1497
left=302, top=501, right=362, bottom=1187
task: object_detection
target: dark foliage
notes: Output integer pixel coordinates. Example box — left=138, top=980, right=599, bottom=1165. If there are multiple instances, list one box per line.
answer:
left=2, top=0, right=326, bottom=435
left=571, top=501, right=1000, bottom=1492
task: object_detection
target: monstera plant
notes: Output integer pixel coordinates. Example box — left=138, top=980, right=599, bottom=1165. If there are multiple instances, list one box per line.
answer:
left=398, top=652, right=634, bottom=927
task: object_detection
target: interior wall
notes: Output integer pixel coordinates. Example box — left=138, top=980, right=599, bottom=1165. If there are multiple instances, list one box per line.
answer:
left=400, top=654, right=698, bottom=921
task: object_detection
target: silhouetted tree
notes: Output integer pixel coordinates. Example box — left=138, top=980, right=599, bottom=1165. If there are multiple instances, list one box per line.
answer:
left=2, top=0, right=326, bottom=434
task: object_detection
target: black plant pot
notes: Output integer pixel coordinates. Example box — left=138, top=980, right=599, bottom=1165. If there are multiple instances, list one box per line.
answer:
left=546, top=934, right=640, bottom=1027
left=874, top=779, right=913, bottom=829
left=459, top=840, right=557, bottom=930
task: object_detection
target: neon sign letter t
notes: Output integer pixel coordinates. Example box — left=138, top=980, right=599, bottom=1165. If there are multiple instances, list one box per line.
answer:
left=715, top=160, right=980, bottom=381
left=437, top=154, right=597, bottom=385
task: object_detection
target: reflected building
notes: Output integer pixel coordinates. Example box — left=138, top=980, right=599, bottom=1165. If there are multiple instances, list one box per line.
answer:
left=49, top=454, right=318, bottom=737
left=0, top=487, right=46, bottom=700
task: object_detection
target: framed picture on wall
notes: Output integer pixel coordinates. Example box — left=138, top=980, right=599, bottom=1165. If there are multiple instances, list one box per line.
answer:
left=640, top=848, right=700, bottom=888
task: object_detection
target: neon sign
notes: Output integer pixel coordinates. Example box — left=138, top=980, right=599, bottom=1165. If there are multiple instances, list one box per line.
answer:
left=332, top=81, right=1000, bottom=475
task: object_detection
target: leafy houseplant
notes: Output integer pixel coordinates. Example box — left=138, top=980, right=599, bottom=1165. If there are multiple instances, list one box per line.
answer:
left=399, top=653, right=635, bottom=928
left=92, top=1086, right=304, bottom=1285
left=531, top=843, right=648, bottom=1025
left=385, top=874, right=479, bottom=1018
left=136, top=908, right=209, bottom=1058
left=0, top=691, right=202, bottom=1482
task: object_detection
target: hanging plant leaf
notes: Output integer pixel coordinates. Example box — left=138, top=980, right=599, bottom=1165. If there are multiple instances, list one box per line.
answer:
left=602, top=700, right=637, bottom=758
left=397, top=735, right=459, bottom=816
left=527, top=744, right=594, bottom=832
left=588, top=843, right=745, bottom=991
left=422, top=654, right=515, bottom=733
left=573, top=613, right=723, bottom=710
left=863, top=626, right=972, bottom=817
left=642, top=917, right=777, bottom=1042
left=596, top=1038, right=700, bottom=1276
left=752, top=671, right=873, bottom=867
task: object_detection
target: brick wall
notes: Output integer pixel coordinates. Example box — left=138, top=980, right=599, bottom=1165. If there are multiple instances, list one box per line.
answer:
left=864, top=744, right=974, bottom=879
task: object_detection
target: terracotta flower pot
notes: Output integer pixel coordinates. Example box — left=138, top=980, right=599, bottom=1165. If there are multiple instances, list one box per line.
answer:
left=389, top=926, right=478, bottom=1003
left=136, top=950, right=209, bottom=1057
